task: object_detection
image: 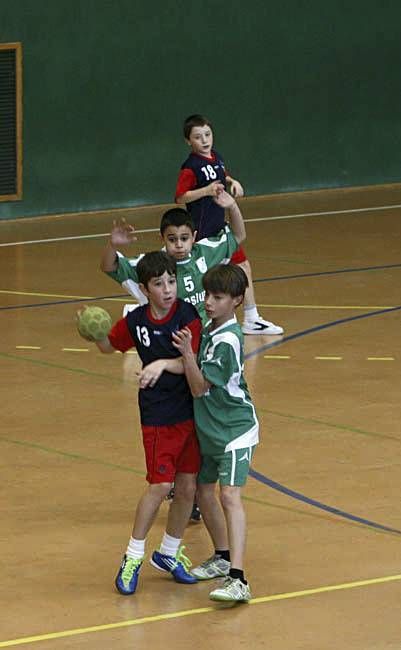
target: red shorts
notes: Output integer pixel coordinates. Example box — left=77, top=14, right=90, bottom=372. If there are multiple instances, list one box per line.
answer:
left=230, top=245, right=247, bottom=264
left=141, top=419, right=201, bottom=484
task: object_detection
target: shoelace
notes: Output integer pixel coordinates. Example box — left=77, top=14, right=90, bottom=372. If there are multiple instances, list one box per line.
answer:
left=122, top=557, right=142, bottom=580
left=175, top=545, right=192, bottom=571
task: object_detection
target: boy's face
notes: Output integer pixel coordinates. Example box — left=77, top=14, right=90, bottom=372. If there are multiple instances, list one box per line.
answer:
left=140, top=271, right=177, bottom=314
left=186, top=124, right=213, bottom=157
left=204, top=291, right=243, bottom=327
left=162, top=225, right=196, bottom=260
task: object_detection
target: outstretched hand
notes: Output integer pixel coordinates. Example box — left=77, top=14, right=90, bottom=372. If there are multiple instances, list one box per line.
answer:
left=213, top=189, right=235, bottom=208
left=172, top=327, right=194, bottom=358
left=229, top=179, right=244, bottom=198
left=110, top=217, right=137, bottom=247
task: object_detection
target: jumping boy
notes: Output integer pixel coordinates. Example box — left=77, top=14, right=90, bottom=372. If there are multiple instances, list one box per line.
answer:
left=100, top=190, right=245, bottom=326
left=78, top=251, right=202, bottom=595
left=175, top=113, right=284, bottom=337
left=172, top=264, right=259, bottom=603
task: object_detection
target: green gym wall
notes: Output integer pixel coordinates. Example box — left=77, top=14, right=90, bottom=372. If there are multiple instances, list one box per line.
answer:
left=1, top=0, right=400, bottom=219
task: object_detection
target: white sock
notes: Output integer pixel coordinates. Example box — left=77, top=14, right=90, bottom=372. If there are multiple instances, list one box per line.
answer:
left=160, top=532, right=181, bottom=557
left=244, top=305, right=259, bottom=322
left=126, top=536, right=145, bottom=560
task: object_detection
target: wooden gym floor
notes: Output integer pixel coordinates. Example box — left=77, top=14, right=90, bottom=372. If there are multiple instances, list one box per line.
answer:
left=0, top=185, right=400, bottom=649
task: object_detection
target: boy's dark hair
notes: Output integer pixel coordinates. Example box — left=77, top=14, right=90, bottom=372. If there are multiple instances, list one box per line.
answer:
left=160, top=208, right=195, bottom=236
left=183, top=114, right=213, bottom=139
left=136, top=251, right=176, bottom=289
left=202, top=264, right=248, bottom=298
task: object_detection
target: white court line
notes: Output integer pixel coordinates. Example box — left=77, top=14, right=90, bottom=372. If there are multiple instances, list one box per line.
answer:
left=1, top=202, right=401, bottom=247
left=0, top=227, right=160, bottom=247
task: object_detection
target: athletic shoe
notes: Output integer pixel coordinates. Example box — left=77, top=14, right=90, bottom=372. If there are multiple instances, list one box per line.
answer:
left=209, top=576, right=251, bottom=602
left=150, top=545, right=197, bottom=584
left=191, top=555, right=230, bottom=580
left=115, top=555, right=143, bottom=595
left=242, top=318, right=284, bottom=336
left=190, top=502, right=202, bottom=522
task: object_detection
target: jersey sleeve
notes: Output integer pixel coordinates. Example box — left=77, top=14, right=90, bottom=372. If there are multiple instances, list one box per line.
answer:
left=200, top=339, right=240, bottom=387
left=104, top=253, right=140, bottom=284
left=108, top=318, right=136, bottom=352
left=196, top=225, right=238, bottom=266
left=175, top=168, right=197, bottom=199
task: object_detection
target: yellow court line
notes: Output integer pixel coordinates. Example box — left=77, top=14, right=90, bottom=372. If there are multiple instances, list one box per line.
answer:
left=257, top=303, right=395, bottom=310
left=315, top=356, right=343, bottom=360
left=0, top=573, right=400, bottom=648
left=61, top=348, right=89, bottom=353
left=15, top=346, right=41, bottom=350
left=264, top=355, right=291, bottom=359
left=367, top=357, right=395, bottom=361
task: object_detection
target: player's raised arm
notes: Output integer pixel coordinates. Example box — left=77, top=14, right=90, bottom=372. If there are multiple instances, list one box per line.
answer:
left=100, top=218, right=137, bottom=272
left=213, top=190, right=246, bottom=244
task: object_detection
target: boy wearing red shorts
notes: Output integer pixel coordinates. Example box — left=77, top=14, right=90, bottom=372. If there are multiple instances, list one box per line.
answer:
left=80, top=251, right=202, bottom=595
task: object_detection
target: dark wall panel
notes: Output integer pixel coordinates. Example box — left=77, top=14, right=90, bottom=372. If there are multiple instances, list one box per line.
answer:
left=1, top=0, right=400, bottom=219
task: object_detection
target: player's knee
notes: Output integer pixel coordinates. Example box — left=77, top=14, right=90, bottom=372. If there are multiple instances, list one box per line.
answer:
left=148, top=482, right=172, bottom=501
left=219, top=486, right=241, bottom=510
left=173, top=474, right=197, bottom=502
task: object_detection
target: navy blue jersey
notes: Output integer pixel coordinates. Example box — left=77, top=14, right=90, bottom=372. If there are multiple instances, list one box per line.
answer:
left=181, top=150, right=227, bottom=240
left=108, top=299, right=201, bottom=426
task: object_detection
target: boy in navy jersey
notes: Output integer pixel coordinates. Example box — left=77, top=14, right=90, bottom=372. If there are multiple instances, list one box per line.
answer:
left=78, top=251, right=202, bottom=596
left=175, top=113, right=284, bottom=337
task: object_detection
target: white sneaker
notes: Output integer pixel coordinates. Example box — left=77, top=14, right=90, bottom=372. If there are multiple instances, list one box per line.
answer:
left=242, top=318, right=284, bottom=335
left=209, top=577, right=251, bottom=602
left=191, top=555, right=230, bottom=580
left=123, top=303, right=140, bottom=318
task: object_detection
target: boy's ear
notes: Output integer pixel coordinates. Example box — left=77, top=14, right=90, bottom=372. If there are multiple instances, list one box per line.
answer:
left=185, top=138, right=191, bottom=147
left=138, top=282, right=149, bottom=298
left=193, top=230, right=198, bottom=240
left=234, top=295, right=244, bottom=309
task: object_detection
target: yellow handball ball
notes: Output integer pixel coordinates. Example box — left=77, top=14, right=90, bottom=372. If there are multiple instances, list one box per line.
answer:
left=77, top=306, right=112, bottom=341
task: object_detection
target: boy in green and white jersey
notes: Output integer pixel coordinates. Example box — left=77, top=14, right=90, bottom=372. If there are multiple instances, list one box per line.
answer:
left=100, top=191, right=245, bottom=326
left=172, top=264, right=259, bottom=604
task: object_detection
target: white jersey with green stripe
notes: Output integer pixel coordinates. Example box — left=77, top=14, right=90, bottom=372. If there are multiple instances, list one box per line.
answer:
left=194, top=317, right=259, bottom=455
left=105, top=225, right=238, bottom=324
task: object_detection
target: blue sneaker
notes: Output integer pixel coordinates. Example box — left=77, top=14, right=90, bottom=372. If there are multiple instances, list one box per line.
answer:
left=115, top=555, right=143, bottom=595
left=150, top=545, right=197, bottom=584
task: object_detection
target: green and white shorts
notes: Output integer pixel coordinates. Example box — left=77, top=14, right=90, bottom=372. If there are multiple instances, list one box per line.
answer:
left=198, top=445, right=257, bottom=487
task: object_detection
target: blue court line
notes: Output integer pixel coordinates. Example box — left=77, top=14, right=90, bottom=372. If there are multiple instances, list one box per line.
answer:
left=245, top=304, right=401, bottom=360
left=253, top=262, right=401, bottom=283
left=0, top=294, right=127, bottom=311
left=248, top=468, right=401, bottom=535
left=1, top=262, right=400, bottom=311
left=246, top=304, right=401, bottom=535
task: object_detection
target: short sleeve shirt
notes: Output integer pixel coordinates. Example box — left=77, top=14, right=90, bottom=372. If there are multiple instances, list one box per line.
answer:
left=105, top=225, right=238, bottom=324
left=177, top=150, right=227, bottom=240
left=194, top=317, right=259, bottom=455
left=108, top=299, right=201, bottom=426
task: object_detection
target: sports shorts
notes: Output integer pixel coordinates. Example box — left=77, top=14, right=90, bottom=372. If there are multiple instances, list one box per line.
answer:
left=230, top=245, right=247, bottom=264
left=141, top=418, right=200, bottom=484
left=198, top=445, right=257, bottom=487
